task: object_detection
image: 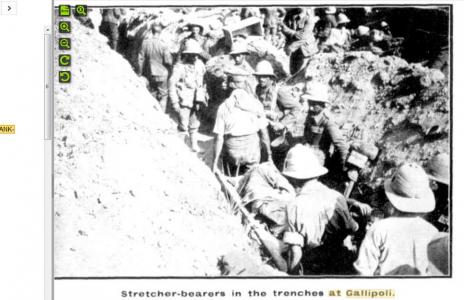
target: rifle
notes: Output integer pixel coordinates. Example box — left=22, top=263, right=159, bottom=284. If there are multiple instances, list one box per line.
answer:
left=214, top=170, right=288, bottom=272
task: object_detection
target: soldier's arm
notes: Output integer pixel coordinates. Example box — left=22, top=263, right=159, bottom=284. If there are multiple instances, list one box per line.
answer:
left=347, top=198, right=373, bottom=217
left=259, top=127, right=272, bottom=163
left=212, top=107, right=226, bottom=171
left=280, top=17, right=296, bottom=37
left=200, top=49, right=211, bottom=61
left=137, top=42, right=146, bottom=76
left=163, top=46, right=173, bottom=70
left=212, top=133, right=224, bottom=172
left=168, top=65, right=181, bottom=105
left=354, top=226, right=382, bottom=275
left=287, top=245, right=302, bottom=274
left=325, top=118, right=349, bottom=164
left=283, top=203, right=305, bottom=274
left=113, top=8, right=121, bottom=19
left=297, top=18, right=315, bottom=40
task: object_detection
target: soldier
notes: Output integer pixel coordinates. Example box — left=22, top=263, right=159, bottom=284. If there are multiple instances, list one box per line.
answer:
left=427, top=232, right=449, bottom=276
left=237, top=161, right=295, bottom=238
left=332, top=13, right=352, bottom=50
left=229, top=42, right=254, bottom=74
left=282, top=145, right=359, bottom=274
left=138, top=22, right=173, bottom=112
left=99, top=8, right=123, bottom=50
left=322, top=7, right=338, bottom=28
left=254, top=60, right=304, bottom=126
left=425, top=153, right=450, bottom=232
left=229, top=42, right=256, bottom=91
left=281, top=7, right=319, bottom=74
left=379, top=21, right=393, bottom=39
left=354, top=163, right=438, bottom=276
left=169, top=40, right=207, bottom=152
left=212, top=66, right=272, bottom=176
left=178, top=22, right=211, bottom=62
left=302, top=82, right=349, bottom=176
left=254, top=60, right=280, bottom=121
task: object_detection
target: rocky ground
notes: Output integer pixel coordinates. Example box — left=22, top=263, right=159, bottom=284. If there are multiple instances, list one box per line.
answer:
left=286, top=51, right=449, bottom=189
left=54, top=20, right=281, bottom=277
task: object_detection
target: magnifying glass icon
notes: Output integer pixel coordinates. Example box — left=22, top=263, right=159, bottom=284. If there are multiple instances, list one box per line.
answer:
left=59, top=22, right=71, bottom=33
left=75, top=5, right=87, bottom=16
left=59, top=38, right=71, bottom=50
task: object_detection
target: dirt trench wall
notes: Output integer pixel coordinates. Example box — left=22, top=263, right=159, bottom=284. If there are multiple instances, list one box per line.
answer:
left=290, top=51, right=449, bottom=184
left=54, top=19, right=278, bottom=276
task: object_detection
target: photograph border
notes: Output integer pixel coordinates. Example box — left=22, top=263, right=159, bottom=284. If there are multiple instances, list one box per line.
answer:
left=52, top=2, right=453, bottom=280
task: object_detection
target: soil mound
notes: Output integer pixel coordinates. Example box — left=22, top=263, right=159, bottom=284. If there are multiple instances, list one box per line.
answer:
left=288, top=51, right=449, bottom=185
left=54, top=20, right=278, bottom=276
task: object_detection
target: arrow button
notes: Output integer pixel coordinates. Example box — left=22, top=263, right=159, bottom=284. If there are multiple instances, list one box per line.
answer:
left=1, top=2, right=17, bottom=15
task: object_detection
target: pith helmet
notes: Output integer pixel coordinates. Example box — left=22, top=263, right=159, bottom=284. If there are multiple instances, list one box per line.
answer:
left=229, top=42, right=249, bottom=55
left=357, top=25, right=370, bottom=36
left=188, top=21, right=204, bottom=33
left=300, top=82, right=329, bottom=103
left=426, top=153, right=450, bottom=185
left=182, top=39, right=202, bottom=54
left=282, top=144, right=328, bottom=179
left=337, top=13, right=350, bottom=24
left=254, top=60, right=275, bottom=77
left=384, top=162, right=435, bottom=213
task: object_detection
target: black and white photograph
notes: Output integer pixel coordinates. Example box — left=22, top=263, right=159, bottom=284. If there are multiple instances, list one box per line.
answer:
left=53, top=4, right=451, bottom=278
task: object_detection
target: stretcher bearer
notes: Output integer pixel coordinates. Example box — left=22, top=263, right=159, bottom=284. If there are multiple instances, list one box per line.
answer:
left=254, top=60, right=280, bottom=121
left=229, top=42, right=257, bottom=92
left=302, top=82, right=349, bottom=175
left=282, top=145, right=359, bottom=274
left=169, top=39, right=207, bottom=152
left=178, top=21, right=211, bottom=62
left=138, top=22, right=173, bottom=112
left=354, top=163, right=438, bottom=276
left=212, top=66, right=272, bottom=176
left=229, top=42, right=255, bottom=74
left=100, top=8, right=123, bottom=50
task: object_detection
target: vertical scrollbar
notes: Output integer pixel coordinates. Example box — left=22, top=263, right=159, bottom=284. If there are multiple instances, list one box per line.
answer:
left=44, top=26, right=52, bottom=140
left=44, top=25, right=53, bottom=300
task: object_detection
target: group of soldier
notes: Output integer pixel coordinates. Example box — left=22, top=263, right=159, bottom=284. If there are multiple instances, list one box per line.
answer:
left=101, top=7, right=450, bottom=276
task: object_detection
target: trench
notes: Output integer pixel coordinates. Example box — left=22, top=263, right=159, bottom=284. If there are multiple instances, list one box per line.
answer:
left=62, top=6, right=450, bottom=276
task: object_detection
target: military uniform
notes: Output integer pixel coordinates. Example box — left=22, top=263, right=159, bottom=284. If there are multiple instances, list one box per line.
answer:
left=284, top=180, right=359, bottom=274
left=237, top=162, right=295, bottom=238
left=281, top=9, right=319, bottom=74
left=100, top=9, right=122, bottom=50
left=256, top=82, right=279, bottom=119
left=179, top=35, right=211, bottom=62
left=304, top=110, right=349, bottom=172
left=213, top=88, right=268, bottom=173
left=138, top=35, right=173, bottom=111
left=169, top=59, right=207, bottom=133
